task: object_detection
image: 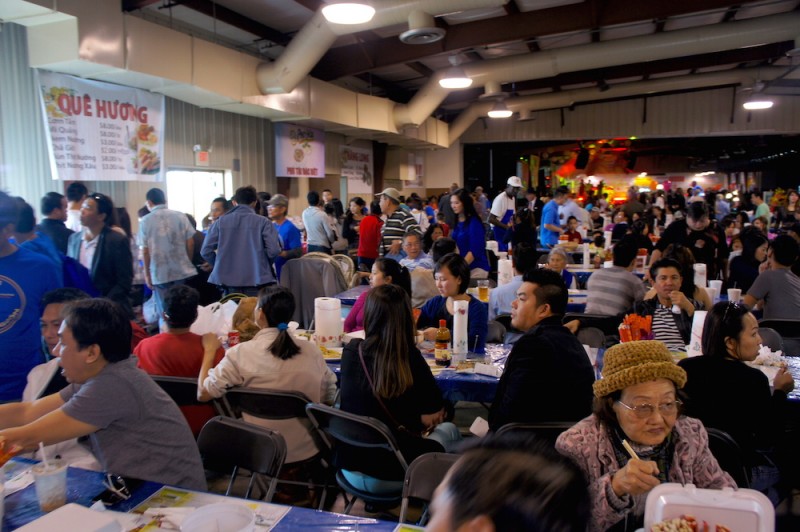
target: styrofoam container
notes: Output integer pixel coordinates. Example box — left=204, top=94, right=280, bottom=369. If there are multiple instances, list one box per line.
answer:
left=180, top=503, right=255, bottom=532
left=644, top=483, right=774, bottom=532
left=17, top=503, right=121, bottom=531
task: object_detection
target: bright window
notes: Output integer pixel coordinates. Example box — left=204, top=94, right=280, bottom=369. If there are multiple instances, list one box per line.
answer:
left=165, top=170, right=231, bottom=229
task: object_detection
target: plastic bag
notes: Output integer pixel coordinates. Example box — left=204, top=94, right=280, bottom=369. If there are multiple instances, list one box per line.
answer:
left=143, top=295, right=159, bottom=324
left=190, top=300, right=239, bottom=337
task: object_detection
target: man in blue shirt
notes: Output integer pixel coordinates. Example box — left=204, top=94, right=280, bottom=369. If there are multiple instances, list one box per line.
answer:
left=201, top=186, right=281, bottom=297
left=267, top=194, right=303, bottom=281
left=539, top=186, right=569, bottom=248
left=0, top=191, right=61, bottom=401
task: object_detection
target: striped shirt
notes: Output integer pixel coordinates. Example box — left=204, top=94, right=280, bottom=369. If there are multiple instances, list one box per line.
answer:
left=652, top=304, right=687, bottom=351
left=380, top=209, right=420, bottom=256
left=585, top=266, right=646, bottom=316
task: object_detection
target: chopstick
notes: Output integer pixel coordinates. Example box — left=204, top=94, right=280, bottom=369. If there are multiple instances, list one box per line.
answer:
left=622, top=439, right=639, bottom=460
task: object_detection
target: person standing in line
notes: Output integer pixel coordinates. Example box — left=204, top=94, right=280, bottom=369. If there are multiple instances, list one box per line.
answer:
left=201, top=185, right=281, bottom=297
left=36, top=192, right=73, bottom=254
left=450, top=188, right=490, bottom=279
left=489, top=176, right=522, bottom=252
left=67, top=193, right=133, bottom=317
left=64, top=181, right=87, bottom=232
left=539, top=186, right=569, bottom=248
left=302, top=190, right=336, bottom=255
left=266, top=194, right=303, bottom=281
left=138, top=188, right=197, bottom=331
left=752, top=191, right=771, bottom=226
left=356, top=199, right=383, bottom=272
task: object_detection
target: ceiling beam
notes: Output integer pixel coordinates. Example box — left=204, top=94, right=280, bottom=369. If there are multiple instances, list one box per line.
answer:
left=353, top=73, right=414, bottom=103
left=311, top=0, right=766, bottom=80
left=406, top=62, right=434, bottom=77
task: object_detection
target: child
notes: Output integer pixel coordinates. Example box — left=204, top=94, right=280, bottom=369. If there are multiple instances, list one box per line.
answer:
left=564, top=215, right=583, bottom=244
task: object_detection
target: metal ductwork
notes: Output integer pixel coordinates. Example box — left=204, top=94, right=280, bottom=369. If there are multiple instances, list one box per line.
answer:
left=447, top=68, right=789, bottom=144
left=400, top=10, right=446, bottom=45
left=395, top=11, right=800, bottom=129
left=256, top=0, right=508, bottom=95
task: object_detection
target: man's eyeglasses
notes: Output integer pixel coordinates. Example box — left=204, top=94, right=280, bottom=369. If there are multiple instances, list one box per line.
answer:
left=617, top=399, right=682, bottom=419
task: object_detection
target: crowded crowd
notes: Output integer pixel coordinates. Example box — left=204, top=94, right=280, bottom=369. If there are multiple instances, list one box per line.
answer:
left=1, top=178, right=799, bottom=531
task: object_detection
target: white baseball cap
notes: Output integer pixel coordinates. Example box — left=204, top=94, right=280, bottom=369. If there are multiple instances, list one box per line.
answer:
left=507, top=176, right=522, bottom=188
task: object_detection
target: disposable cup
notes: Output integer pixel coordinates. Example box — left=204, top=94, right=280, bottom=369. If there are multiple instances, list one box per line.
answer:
left=706, top=286, right=718, bottom=303
left=727, top=288, right=742, bottom=303
left=708, top=280, right=722, bottom=293
left=32, top=459, right=67, bottom=513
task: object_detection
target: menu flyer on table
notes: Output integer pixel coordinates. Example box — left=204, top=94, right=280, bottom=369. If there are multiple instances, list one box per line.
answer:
left=37, top=70, right=165, bottom=182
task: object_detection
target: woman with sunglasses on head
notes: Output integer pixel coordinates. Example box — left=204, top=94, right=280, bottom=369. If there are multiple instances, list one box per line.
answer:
left=557, top=340, right=735, bottom=532
left=678, top=302, right=794, bottom=503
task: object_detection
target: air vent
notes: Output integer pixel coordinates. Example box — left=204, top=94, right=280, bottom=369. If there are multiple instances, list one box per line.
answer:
left=399, top=27, right=446, bottom=45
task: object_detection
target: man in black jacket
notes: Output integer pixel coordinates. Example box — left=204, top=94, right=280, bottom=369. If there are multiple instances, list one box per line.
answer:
left=36, top=192, right=73, bottom=254
left=67, top=193, right=133, bottom=317
left=489, top=268, right=595, bottom=432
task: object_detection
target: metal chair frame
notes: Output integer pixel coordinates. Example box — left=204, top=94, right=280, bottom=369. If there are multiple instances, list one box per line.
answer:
left=399, top=452, right=459, bottom=525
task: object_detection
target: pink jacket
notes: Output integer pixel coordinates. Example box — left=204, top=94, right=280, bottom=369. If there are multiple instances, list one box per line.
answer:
left=556, top=415, right=736, bottom=531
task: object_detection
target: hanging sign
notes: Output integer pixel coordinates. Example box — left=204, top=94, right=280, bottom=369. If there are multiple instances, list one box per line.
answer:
left=38, top=71, right=165, bottom=181
left=341, top=146, right=373, bottom=193
left=274, top=123, right=324, bottom=178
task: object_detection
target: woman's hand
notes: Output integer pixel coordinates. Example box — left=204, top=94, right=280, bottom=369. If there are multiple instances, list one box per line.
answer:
left=202, top=333, right=222, bottom=359
left=422, top=327, right=438, bottom=341
left=420, top=408, right=445, bottom=430
left=775, top=367, right=795, bottom=394
left=611, top=458, right=660, bottom=497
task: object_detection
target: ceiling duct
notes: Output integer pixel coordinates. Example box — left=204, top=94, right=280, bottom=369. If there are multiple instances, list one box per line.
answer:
left=478, top=81, right=508, bottom=101
left=399, top=10, right=445, bottom=45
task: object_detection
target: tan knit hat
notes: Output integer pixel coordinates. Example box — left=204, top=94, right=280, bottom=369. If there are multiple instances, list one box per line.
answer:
left=593, top=340, right=687, bottom=398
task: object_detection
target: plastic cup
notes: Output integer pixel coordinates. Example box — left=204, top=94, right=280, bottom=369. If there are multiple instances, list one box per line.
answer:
left=32, top=459, right=67, bottom=512
left=477, top=280, right=490, bottom=303
left=727, top=288, right=742, bottom=303
left=708, top=280, right=722, bottom=293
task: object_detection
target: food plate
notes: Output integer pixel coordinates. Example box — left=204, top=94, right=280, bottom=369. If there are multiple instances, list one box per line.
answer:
left=644, top=483, right=773, bottom=532
left=319, top=346, right=343, bottom=361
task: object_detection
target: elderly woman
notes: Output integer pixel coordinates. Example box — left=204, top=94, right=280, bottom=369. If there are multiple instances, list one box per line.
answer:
left=679, top=302, right=794, bottom=502
left=418, top=253, right=488, bottom=354
left=556, top=340, right=735, bottom=532
left=545, top=247, right=576, bottom=289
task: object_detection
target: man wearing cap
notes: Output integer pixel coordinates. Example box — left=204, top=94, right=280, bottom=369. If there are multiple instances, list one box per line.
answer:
left=376, top=187, right=420, bottom=260
left=138, top=187, right=197, bottom=331
left=590, top=206, right=604, bottom=231
left=266, top=194, right=302, bottom=281
left=489, top=176, right=522, bottom=252
left=539, top=186, right=570, bottom=248
left=489, top=268, right=595, bottom=432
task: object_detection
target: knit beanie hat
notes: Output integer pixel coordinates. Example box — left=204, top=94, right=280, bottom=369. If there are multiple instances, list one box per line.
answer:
left=593, top=340, right=687, bottom=398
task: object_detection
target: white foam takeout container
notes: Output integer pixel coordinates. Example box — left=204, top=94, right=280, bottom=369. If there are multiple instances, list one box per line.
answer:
left=644, top=483, right=774, bottom=532
left=180, top=503, right=255, bottom=532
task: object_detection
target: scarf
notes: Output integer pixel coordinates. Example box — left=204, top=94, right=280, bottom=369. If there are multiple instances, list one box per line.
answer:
left=609, top=424, right=674, bottom=484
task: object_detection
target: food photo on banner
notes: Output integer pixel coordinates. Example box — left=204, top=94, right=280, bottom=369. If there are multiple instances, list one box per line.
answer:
left=37, top=70, right=165, bottom=182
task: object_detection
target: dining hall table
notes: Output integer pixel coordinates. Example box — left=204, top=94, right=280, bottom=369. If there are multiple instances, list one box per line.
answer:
left=1, top=458, right=397, bottom=531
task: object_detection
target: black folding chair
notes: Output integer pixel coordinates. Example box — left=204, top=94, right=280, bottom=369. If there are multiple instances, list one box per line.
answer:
left=758, top=327, right=784, bottom=354
left=758, top=319, right=800, bottom=356
left=494, top=421, right=576, bottom=446
left=706, top=427, right=750, bottom=488
left=222, top=387, right=336, bottom=509
left=563, top=313, right=622, bottom=340
left=306, top=403, right=408, bottom=514
left=196, top=416, right=287, bottom=500
left=399, top=453, right=459, bottom=525
left=577, top=326, right=606, bottom=349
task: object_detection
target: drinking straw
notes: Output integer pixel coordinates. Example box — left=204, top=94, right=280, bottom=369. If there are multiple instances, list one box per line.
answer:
left=38, top=441, right=51, bottom=468
left=622, top=439, right=639, bottom=461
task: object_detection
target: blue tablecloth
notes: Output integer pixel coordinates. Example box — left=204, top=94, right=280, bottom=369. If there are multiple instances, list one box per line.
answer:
left=2, top=459, right=396, bottom=531
left=333, top=285, right=369, bottom=306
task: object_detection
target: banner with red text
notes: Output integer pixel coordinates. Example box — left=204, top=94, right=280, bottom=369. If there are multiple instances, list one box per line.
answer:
left=274, top=123, right=325, bottom=178
left=38, top=71, right=165, bottom=181
left=341, top=145, right=373, bottom=194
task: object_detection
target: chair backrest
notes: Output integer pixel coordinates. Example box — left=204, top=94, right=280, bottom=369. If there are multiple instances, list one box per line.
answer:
left=486, top=320, right=507, bottom=343
left=197, top=416, right=287, bottom=499
left=224, top=387, right=311, bottom=420
left=305, top=403, right=409, bottom=471
left=150, top=375, right=207, bottom=407
left=563, top=313, right=622, bottom=337
left=577, top=326, right=606, bottom=349
left=399, top=452, right=460, bottom=524
left=758, top=327, right=784, bottom=354
left=494, top=421, right=576, bottom=446
left=706, top=427, right=750, bottom=488
left=757, top=319, right=800, bottom=338
left=280, top=255, right=349, bottom=327
left=494, top=314, right=513, bottom=331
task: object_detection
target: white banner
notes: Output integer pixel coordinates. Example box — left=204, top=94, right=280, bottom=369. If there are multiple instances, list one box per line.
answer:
left=274, top=123, right=325, bottom=178
left=404, top=152, right=424, bottom=187
left=340, top=146, right=373, bottom=193
left=38, top=71, right=165, bottom=181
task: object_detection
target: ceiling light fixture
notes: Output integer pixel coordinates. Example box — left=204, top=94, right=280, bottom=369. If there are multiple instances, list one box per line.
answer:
left=742, top=96, right=774, bottom=110
left=439, top=56, right=472, bottom=89
left=321, top=2, right=375, bottom=25
left=487, top=100, right=512, bottom=118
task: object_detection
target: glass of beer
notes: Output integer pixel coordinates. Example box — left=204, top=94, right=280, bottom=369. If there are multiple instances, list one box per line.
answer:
left=477, top=280, right=490, bottom=303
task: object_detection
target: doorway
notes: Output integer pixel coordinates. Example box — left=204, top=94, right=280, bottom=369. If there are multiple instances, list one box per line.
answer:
left=165, top=169, right=232, bottom=229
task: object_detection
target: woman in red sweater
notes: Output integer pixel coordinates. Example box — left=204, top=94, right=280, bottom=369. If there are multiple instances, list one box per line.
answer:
left=357, top=199, right=383, bottom=271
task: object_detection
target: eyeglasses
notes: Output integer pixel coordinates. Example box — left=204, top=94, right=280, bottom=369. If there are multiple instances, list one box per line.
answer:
left=616, top=399, right=682, bottom=419
left=722, top=301, right=742, bottom=323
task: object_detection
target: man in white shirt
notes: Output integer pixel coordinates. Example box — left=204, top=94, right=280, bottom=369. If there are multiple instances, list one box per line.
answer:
left=302, top=190, right=336, bottom=255
left=490, top=176, right=522, bottom=252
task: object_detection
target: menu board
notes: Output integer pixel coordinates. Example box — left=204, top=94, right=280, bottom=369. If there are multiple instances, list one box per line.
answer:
left=274, top=122, right=324, bottom=178
left=341, top=145, right=373, bottom=193
left=38, top=71, right=165, bottom=182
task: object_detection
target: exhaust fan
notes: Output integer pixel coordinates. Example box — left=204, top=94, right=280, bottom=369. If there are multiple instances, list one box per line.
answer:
left=399, top=10, right=446, bottom=45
